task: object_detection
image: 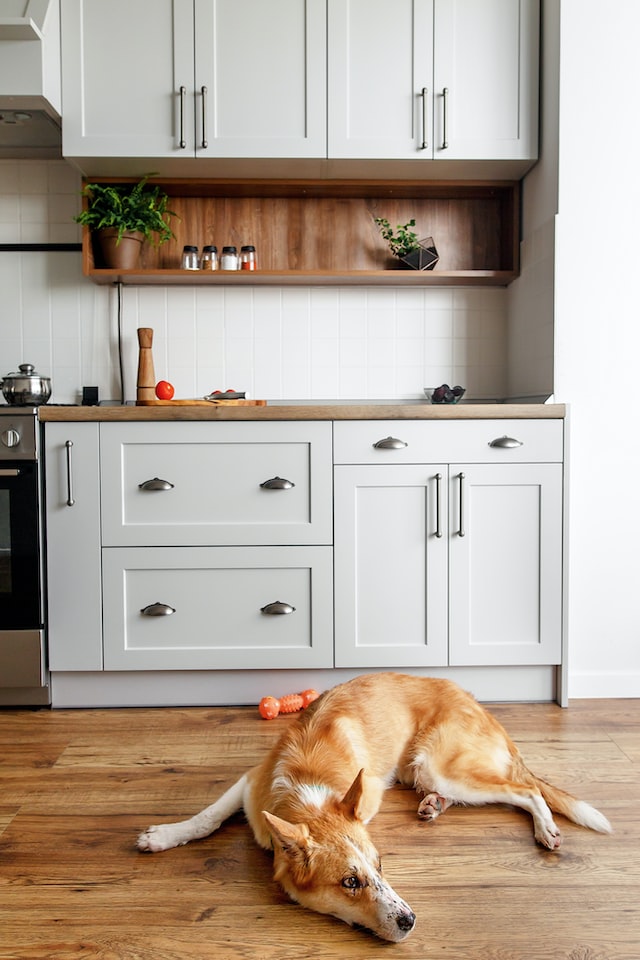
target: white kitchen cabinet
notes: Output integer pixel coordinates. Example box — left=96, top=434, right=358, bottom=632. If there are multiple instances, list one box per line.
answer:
left=44, top=423, right=102, bottom=670
left=99, top=421, right=333, bottom=546
left=333, top=420, right=563, bottom=668
left=328, top=0, right=539, bottom=162
left=448, top=463, right=562, bottom=666
left=334, top=465, right=448, bottom=667
left=61, top=0, right=326, bottom=159
left=102, top=546, right=333, bottom=670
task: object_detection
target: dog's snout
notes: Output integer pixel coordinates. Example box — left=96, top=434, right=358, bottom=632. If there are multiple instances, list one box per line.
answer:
left=397, top=909, right=416, bottom=933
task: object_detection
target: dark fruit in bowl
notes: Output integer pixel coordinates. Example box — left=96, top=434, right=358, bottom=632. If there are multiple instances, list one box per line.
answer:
left=430, top=383, right=465, bottom=404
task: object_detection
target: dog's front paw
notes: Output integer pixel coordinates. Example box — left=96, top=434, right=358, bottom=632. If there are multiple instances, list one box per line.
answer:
left=136, top=823, right=179, bottom=853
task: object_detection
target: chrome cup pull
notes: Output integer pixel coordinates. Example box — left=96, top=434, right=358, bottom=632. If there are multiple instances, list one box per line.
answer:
left=489, top=436, right=523, bottom=449
left=138, top=477, right=175, bottom=491
left=140, top=602, right=176, bottom=616
left=373, top=436, right=408, bottom=450
left=260, top=600, right=296, bottom=615
left=260, top=476, right=295, bottom=490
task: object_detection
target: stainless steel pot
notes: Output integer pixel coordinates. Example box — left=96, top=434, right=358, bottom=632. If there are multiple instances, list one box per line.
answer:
left=1, top=364, right=52, bottom=405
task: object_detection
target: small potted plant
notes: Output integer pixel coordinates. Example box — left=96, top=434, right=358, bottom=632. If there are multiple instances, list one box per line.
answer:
left=74, top=176, right=177, bottom=269
left=374, top=217, right=439, bottom=271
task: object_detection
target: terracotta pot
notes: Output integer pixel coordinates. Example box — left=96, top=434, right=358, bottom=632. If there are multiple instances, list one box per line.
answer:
left=94, top=228, right=145, bottom=269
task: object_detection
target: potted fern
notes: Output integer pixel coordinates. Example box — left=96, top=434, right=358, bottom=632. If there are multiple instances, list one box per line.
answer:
left=74, top=176, right=177, bottom=269
left=374, top=217, right=439, bottom=271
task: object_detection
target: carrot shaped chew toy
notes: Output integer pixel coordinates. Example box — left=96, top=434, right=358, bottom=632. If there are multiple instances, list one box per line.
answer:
left=258, top=688, right=320, bottom=720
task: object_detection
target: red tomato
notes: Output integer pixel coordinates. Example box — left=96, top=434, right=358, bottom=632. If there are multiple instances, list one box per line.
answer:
left=155, top=380, right=175, bottom=400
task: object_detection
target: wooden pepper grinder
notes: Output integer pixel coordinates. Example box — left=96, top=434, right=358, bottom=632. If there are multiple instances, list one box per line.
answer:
left=136, top=327, right=156, bottom=403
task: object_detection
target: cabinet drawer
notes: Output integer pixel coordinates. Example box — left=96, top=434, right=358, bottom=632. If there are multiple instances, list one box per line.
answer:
left=102, top=546, right=333, bottom=671
left=333, top=419, right=563, bottom=465
left=100, top=421, right=332, bottom=546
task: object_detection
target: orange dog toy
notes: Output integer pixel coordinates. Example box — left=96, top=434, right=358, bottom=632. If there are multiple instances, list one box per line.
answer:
left=259, top=688, right=319, bottom=720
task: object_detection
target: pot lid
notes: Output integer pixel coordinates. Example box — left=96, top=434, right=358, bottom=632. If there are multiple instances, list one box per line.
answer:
left=4, top=363, right=51, bottom=382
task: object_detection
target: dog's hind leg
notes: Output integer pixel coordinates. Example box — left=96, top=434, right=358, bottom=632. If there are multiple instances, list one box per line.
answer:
left=137, top=773, right=248, bottom=853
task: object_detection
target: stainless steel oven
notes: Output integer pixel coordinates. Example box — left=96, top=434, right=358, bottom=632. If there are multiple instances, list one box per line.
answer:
left=0, top=408, right=49, bottom=706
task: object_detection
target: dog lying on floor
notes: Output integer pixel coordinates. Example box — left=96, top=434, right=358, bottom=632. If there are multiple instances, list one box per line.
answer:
left=137, top=673, right=612, bottom=942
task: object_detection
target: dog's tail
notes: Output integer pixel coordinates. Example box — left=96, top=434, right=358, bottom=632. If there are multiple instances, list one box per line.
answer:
left=534, top=775, right=612, bottom=834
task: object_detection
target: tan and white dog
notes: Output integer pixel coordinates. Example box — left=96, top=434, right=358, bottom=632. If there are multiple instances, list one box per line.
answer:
left=137, top=673, right=612, bottom=942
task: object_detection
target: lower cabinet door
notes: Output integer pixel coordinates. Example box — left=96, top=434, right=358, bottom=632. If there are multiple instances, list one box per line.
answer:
left=334, top=464, right=448, bottom=667
left=102, top=546, right=333, bottom=670
left=449, top=463, right=563, bottom=665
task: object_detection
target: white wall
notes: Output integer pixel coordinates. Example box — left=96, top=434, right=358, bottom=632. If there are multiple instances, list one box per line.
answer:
left=556, top=0, right=640, bottom=696
left=0, top=159, right=507, bottom=404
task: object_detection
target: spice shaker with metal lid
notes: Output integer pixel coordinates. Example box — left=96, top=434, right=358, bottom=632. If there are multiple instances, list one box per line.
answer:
left=181, top=245, right=199, bottom=270
left=200, top=245, right=218, bottom=270
left=240, top=245, right=257, bottom=270
left=220, top=246, right=239, bottom=270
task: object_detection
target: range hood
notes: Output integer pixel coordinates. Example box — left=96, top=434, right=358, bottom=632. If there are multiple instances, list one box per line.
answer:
left=0, top=0, right=62, bottom=158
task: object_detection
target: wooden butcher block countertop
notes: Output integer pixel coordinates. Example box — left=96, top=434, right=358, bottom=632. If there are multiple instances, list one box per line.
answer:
left=38, top=402, right=566, bottom=422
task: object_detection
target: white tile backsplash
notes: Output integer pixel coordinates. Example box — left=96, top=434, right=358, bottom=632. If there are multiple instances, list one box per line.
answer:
left=0, top=159, right=509, bottom=404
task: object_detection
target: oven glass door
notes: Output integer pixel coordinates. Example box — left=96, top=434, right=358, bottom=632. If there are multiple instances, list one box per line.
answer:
left=0, top=462, right=42, bottom=630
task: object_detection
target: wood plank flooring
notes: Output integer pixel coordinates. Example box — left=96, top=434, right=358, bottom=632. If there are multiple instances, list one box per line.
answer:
left=0, top=697, right=638, bottom=959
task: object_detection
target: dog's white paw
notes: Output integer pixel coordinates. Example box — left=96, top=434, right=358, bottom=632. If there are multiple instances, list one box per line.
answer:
left=417, top=793, right=449, bottom=822
left=136, top=823, right=181, bottom=853
left=535, top=820, right=562, bottom=850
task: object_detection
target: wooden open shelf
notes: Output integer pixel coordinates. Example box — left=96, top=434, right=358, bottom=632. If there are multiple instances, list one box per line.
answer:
left=81, top=178, right=520, bottom=287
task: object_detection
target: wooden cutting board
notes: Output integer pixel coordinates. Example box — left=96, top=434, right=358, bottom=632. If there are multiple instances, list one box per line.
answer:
left=136, top=398, right=267, bottom=406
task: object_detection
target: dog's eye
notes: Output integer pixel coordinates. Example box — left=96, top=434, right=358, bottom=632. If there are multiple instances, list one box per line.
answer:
left=342, top=875, right=361, bottom=890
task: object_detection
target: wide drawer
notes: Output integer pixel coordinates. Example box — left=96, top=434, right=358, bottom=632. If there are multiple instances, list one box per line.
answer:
left=333, top=419, right=563, bottom=464
left=100, top=421, right=333, bottom=546
left=102, top=546, right=333, bottom=671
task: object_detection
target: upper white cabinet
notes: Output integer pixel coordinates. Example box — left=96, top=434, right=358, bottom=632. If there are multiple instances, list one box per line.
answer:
left=328, top=0, right=539, bottom=161
left=61, top=0, right=537, bottom=166
left=61, top=0, right=326, bottom=159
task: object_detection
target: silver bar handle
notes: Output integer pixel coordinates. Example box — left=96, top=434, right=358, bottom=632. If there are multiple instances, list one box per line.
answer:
left=138, top=477, right=175, bottom=491
left=421, top=87, right=429, bottom=149
left=261, top=600, right=296, bottom=615
left=201, top=85, right=208, bottom=148
left=65, top=440, right=75, bottom=506
left=179, top=85, right=187, bottom=149
left=434, top=472, right=443, bottom=538
left=441, top=87, right=449, bottom=150
left=373, top=436, right=408, bottom=450
left=141, top=602, right=176, bottom=616
left=260, top=476, right=295, bottom=490
left=457, top=471, right=465, bottom=537
left=0, top=468, right=20, bottom=477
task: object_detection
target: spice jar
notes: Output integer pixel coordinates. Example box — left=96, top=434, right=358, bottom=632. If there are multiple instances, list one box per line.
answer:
left=220, top=245, right=239, bottom=270
left=181, top=245, right=199, bottom=270
left=200, top=245, right=218, bottom=270
left=240, top=245, right=257, bottom=270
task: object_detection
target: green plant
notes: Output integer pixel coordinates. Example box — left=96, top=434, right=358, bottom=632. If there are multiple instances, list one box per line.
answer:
left=374, top=217, right=420, bottom=258
left=73, top=176, right=176, bottom=246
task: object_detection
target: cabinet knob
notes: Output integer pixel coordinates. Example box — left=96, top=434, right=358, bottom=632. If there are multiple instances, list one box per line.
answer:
left=373, top=436, right=408, bottom=450
left=260, top=600, right=296, bottom=615
left=488, top=436, right=523, bottom=449
left=260, top=476, right=295, bottom=490
left=138, top=477, right=175, bottom=491
left=140, top=602, right=176, bottom=616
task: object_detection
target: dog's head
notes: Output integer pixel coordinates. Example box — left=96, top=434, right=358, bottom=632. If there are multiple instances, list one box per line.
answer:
left=263, top=769, right=416, bottom=942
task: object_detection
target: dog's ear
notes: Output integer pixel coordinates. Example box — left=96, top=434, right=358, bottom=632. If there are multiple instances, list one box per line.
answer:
left=263, top=811, right=312, bottom=857
left=340, top=768, right=372, bottom=822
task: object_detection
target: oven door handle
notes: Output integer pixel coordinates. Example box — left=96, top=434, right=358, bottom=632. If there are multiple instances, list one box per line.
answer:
left=0, top=468, right=20, bottom=476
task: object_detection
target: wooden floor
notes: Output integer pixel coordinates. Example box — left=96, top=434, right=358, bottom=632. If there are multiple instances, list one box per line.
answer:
left=0, top=697, right=638, bottom=960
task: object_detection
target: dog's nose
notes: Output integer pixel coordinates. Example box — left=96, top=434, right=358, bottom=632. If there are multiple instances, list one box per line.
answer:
left=397, top=910, right=416, bottom=933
